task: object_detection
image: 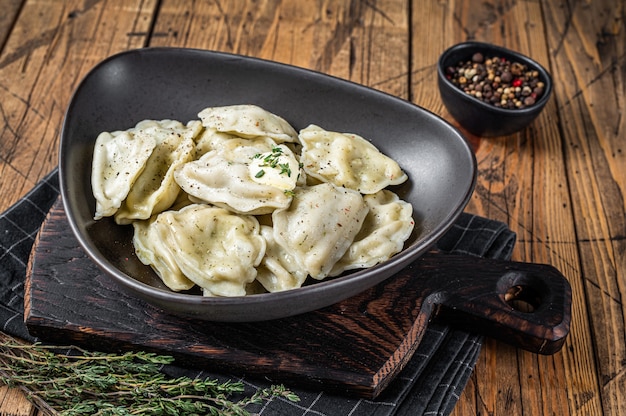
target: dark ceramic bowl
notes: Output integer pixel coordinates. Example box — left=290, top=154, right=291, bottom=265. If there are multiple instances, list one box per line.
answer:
left=437, top=41, right=552, bottom=137
left=60, top=48, right=477, bottom=322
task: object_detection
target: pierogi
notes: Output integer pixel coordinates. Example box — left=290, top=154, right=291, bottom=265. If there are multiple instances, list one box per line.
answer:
left=91, top=104, right=414, bottom=296
left=330, top=190, right=415, bottom=276
left=134, top=204, right=265, bottom=297
left=174, top=139, right=301, bottom=215
left=299, top=124, right=408, bottom=194
left=198, top=104, right=298, bottom=143
left=272, top=183, right=369, bottom=280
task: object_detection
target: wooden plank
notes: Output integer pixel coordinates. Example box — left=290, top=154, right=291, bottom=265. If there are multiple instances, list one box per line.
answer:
left=0, top=0, right=23, bottom=50
left=542, top=0, right=626, bottom=414
left=149, top=0, right=409, bottom=97
left=511, top=4, right=593, bottom=413
left=0, top=385, right=34, bottom=416
left=410, top=1, right=601, bottom=415
left=0, top=0, right=157, bottom=213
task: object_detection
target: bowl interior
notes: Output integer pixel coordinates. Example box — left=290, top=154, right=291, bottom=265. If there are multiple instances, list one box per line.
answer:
left=60, top=48, right=477, bottom=321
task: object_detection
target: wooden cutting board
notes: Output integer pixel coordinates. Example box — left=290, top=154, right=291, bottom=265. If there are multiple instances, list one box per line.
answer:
left=24, top=198, right=571, bottom=399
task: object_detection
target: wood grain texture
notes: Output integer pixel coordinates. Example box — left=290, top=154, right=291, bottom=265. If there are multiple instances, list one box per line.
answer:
left=0, top=0, right=625, bottom=415
left=407, top=1, right=609, bottom=415
left=149, top=0, right=410, bottom=98
left=0, top=385, right=31, bottom=416
left=0, top=0, right=156, bottom=213
left=0, top=0, right=23, bottom=50
left=24, top=199, right=571, bottom=399
left=543, top=1, right=626, bottom=414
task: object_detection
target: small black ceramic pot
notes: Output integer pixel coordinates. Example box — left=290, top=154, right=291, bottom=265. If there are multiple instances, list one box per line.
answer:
left=437, top=41, right=552, bottom=137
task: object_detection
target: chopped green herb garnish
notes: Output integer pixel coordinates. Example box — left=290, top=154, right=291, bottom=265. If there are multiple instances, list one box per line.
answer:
left=279, top=163, right=292, bottom=176
left=251, top=146, right=292, bottom=177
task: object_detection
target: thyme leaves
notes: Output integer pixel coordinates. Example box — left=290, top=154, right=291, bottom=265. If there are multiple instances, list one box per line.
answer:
left=0, top=333, right=299, bottom=416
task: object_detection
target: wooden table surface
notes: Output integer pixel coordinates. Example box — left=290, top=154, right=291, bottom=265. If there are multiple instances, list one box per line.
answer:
left=0, top=0, right=624, bottom=415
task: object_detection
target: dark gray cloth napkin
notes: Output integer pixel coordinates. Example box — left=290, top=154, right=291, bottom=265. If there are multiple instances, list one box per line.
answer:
left=0, top=168, right=515, bottom=416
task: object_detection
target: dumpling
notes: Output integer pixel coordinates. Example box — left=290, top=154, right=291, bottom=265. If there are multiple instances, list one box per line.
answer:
left=330, top=190, right=414, bottom=276
left=198, top=104, right=298, bottom=143
left=114, top=120, right=201, bottom=224
left=91, top=119, right=202, bottom=221
left=139, top=204, right=266, bottom=297
left=272, top=183, right=369, bottom=279
left=91, top=128, right=157, bottom=220
left=194, top=128, right=241, bottom=157
left=174, top=139, right=301, bottom=215
left=255, top=225, right=309, bottom=292
left=133, top=218, right=195, bottom=292
left=299, top=124, right=408, bottom=194
left=133, top=119, right=203, bottom=142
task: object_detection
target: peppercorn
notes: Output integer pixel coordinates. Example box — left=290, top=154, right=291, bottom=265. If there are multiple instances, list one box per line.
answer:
left=472, top=52, right=484, bottom=63
left=445, top=54, right=544, bottom=109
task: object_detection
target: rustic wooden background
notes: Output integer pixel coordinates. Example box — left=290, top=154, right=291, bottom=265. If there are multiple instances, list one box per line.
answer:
left=0, top=0, right=624, bottom=415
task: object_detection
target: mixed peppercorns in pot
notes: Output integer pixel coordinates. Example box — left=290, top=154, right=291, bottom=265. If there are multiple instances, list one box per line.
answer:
left=445, top=52, right=545, bottom=109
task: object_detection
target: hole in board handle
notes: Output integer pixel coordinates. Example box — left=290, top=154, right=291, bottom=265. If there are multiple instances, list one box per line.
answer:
left=497, top=271, right=550, bottom=313
left=504, top=285, right=542, bottom=313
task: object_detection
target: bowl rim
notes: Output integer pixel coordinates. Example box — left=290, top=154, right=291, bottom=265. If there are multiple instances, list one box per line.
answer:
left=437, top=41, right=553, bottom=115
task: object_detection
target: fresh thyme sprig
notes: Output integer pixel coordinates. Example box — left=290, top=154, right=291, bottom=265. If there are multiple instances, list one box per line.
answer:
left=0, top=333, right=299, bottom=416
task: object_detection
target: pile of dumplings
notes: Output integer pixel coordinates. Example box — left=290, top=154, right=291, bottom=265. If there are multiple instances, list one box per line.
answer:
left=91, top=105, right=414, bottom=297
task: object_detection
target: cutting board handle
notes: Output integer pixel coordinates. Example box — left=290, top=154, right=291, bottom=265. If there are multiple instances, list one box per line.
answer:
left=417, top=254, right=572, bottom=355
